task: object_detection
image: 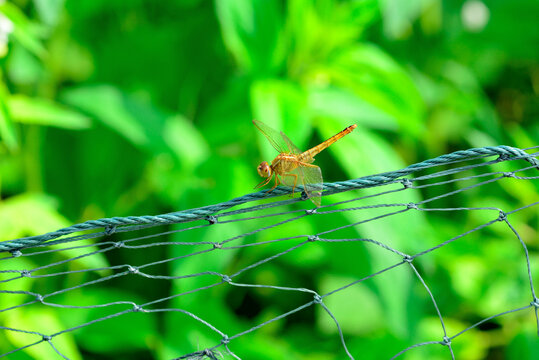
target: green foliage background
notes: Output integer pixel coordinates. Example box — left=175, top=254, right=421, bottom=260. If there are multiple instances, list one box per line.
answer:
left=0, top=0, right=537, bottom=359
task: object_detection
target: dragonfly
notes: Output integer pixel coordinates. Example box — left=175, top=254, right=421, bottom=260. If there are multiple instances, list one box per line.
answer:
left=253, top=120, right=357, bottom=207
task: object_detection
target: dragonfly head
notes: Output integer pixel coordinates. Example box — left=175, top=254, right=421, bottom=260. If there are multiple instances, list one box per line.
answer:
left=257, top=161, right=272, bottom=178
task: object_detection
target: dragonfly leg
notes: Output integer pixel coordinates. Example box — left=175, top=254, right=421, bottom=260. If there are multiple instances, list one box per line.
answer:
left=268, top=175, right=281, bottom=192
left=281, top=173, right=298, bottom=196
left=255, top=175, right=274, bottom=189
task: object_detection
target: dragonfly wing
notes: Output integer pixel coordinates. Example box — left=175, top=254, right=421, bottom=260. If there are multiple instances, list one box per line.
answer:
left=301, top=165, right=323, bottom=207
left=281, top=132, right=302, bottom=155
left=253, top=120, right=290, bottom=153
left=284, top=165, right=323, bottom=207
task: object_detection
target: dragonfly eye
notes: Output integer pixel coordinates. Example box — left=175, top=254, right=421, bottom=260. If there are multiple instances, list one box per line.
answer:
left=257, top=161, right=271, bottom=178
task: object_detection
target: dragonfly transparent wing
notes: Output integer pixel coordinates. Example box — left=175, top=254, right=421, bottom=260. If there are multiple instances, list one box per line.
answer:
left=280, top=131, right=302, bottom=155
left=281, top=165, right=323, bottom=207
left=253, top=120, right=290, bottom=154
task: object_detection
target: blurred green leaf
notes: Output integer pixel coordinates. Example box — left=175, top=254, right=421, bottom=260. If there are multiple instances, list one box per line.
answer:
left=307, top=86, right=398, bottom=131
left=318, top=274, right=384, bottom=335
left=33, top=0, right=65, bottom=27
left=250, top=79, right=311, bottom=154
left=285, top=0, right=379, bottom=79
left=0, top=193, right=70, bottom=241
left=7, top=95, right=91, bottom=129
left=0, top=2, right=46, bottom=58
left=0, top=89, right=18, bottom=151
left=216, top=0, right=284, bottom=75
left=417, top=317, right=487, bottom=359
left=59, top=288, right=158, bottom=353
left=508, top=330, right=539, bottom=359
left=328, top=44, right=425, bottom=137
left=379, top=0, right=424, bottom=38
left=4, top=308, right=82, bottom=360
left=6, top=43, right=44, bottom=85
left=60, top=85, right=148, bottom=146
left=162, top=115, right=209, bottom=169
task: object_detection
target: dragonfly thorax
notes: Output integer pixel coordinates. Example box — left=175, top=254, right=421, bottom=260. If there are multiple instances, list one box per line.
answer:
left=257, top=161, right=272, bottom=178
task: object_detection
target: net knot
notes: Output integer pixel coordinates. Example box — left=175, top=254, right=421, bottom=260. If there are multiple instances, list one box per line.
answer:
left=105, top=225, right=117, bottom=236
left=213, top=243, right=223, bottom=249
left=203, top=349, right=214, bottom=357
left=222, top=275, right=231, bottom=283
left=301, top=191, right=309, bottom=201
left=21, top=270, right=31, bottom=277
left=497, top=211, right=507, bottom=222
left=531, top=298, right=539, bottom=308
left=114, top=241, right=125, bottom=248
left=503, top=172, right=515, bottom=178
left=206, top=215, right=218, bottom=225
left=305, top=208, right=317, bottom=215
left=441, top=336, right=451, bottom=346
left=308, top=235, right=319, bottom=242
left=401, top=178, right=413, bottom=189
left=403, top=255, right=414, bottom=263
left=127, top=265, right=139, bottom=274
left=10, top=250, right=22, bottom=257
left=42, top=335, right=52, bottom=342
left=36, top=294, right=44, bottom=303
left=221, top=335, right=230, bottom=345
left=133, top=304, right=143, bottom=312
left=406, top=203, right=418, bottom=210
left=313, top=294, right=323, bottom=304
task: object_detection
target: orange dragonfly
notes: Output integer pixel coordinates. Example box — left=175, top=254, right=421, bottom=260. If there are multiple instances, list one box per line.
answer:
left=253, top=120, right=357, bottom=207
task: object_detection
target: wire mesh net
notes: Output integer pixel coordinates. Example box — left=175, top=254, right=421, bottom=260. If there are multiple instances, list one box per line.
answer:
left=1, top=146, right=538, bottom=359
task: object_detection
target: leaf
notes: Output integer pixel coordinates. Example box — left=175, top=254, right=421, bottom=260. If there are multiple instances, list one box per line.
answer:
left=250, top=79, right=311, bottom=158
left=0, top=194, right=108, bottom=270
left=0, top=2, right=46, bottom=58
left=285, top=0, right=379, bottom=74
left=7, top=95, right=91, bottom=129
left=307, top=86, right=398, bottom=131
left=0, top=89, right=18, bottom=151
left=379, top=0, right=425, bottom=38
left=0, top=193, right=70, bottom=241
left=57, top=288, right=158, bottom=353
left=162, top=115, right=210, bottom=168
left=318, top=274, right=384, bottom=335
left=6, top=43, right=44, bottom=85
left=215, top=0, right=284, bottom=75
left=4, top=308, right=83, bottom=360
left=328, top=43, right=425, bottom=137
left=60, top=85, right=148, bottom=146
left=33, top=0, right=66, bottom=27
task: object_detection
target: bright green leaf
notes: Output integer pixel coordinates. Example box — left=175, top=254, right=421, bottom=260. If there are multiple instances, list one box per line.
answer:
left=8, top=95, right=91, bottom=129
left=61, top=85, right=148, bottom=146
left=328, top=43, right=425, bottom=137
left=307, top=86, right=398, bottom=131
left=318, top=274, right=384, bottom=335
left=0, top=89, right=18, bottom=151
left=0, top=193, right=70, bottom=241
left=250, top=79, right=311, bottom=157
left=4, top=308, right=82, bottom=360
left=216, top=0, right=284, bottom=75
left=0, top=2, right=46, bottom=58
left=163, top=115, right=210, bottom=168
left=33, top=0, right=66, bottom=27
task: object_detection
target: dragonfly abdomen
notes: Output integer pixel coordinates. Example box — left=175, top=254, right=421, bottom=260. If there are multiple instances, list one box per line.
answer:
left=300, top=124, right=357, bottom=160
